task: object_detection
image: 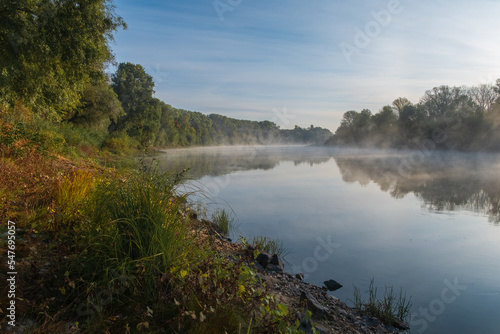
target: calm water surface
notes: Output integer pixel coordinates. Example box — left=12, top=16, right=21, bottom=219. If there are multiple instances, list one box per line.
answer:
left=155, top=146, right=500, bottom=334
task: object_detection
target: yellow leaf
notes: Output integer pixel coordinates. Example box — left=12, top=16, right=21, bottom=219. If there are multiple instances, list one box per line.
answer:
left=180, top=270, right=188, bottom=279
left=239, top=285, right=246, bottom=294
left=69, top=281, right=75, bottom=289
left=136, top=322, right=149, bottom=330
left=59, top=287, right=66, bottom=295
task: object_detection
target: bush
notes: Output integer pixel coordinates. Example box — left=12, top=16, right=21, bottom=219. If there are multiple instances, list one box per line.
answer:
left=102, top=132, right=138, bottom=155
left=0, top=121, right=50, bottom=157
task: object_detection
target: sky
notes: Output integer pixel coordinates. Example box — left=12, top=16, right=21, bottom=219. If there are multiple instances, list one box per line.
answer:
left=110, top=0, right=500, bottom=130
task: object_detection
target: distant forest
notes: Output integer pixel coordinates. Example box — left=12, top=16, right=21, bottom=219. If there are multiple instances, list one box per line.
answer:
left=106, top=63, right=333, bottom=147
left=326, top=81, right=500, bottom=151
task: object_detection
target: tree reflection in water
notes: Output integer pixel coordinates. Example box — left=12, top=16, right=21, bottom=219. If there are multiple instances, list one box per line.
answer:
left=333, top=152, right=500, bottom=224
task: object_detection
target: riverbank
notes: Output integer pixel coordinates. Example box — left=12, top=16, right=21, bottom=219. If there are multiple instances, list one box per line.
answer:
left=189, top=218, right=410, bottom=334
left=0, top=150, right=409, bottom=333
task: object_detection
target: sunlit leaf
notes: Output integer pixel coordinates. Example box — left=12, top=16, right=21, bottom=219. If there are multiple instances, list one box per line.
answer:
left=180, top=270, right=188, bottom=279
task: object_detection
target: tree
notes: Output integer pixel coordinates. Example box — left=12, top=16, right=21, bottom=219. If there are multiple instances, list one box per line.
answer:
left=468, top=84, right=498, bottom=113
left=420, top=86, right=476, bottom=120
left=0, top=0, right=126, bottom=119
left=125, top=98, right=161, bottom=147
left=372, top=105, right=398, bottom=129
left=111, top=63, right=155, bottom=116
left=334, top=109, right=372, bottom=145
left=398, top=104, right=426, bottom=137
left=111, top=63, right=161, bottom=146
left=67, top=79, right=124, bottom=130
left=392, top=97, right=411, bottom=114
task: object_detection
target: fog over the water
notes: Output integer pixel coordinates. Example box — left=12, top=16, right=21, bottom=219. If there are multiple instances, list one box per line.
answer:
left=154, top=146, right=500, bottom=222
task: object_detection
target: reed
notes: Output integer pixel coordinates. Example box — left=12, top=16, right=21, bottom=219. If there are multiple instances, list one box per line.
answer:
left=352, top=278, right=412, bottom=327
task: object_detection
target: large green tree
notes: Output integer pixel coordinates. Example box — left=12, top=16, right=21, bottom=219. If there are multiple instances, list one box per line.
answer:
left=111, top=63, right=161, bottom=146
left=67, top=79, right=124, bottom=130
left=0, top=0, right=126, bottom=119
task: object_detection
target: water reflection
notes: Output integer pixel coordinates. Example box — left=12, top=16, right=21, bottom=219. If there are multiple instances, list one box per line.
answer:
left=333, top=152, right=500, bottom=223
left=155, top=147, right=500, bottom=223
left=154, top=146, right=332, bottom=179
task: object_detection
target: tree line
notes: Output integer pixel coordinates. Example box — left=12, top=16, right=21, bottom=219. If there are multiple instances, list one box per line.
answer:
left=106, top=63, right=332, bottom=147
left=326, top=82, right=500, bottom=151
left=1, top=1, right=331, bottom=153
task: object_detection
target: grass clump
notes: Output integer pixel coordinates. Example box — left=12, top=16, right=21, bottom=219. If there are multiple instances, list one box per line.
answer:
left=248, top=235, right=289, bottom=259
left=352, top=278, right=412, bottom=327
left=211, top=208, right=235, bottom=236
left=77, top=163, right=192, bottom=285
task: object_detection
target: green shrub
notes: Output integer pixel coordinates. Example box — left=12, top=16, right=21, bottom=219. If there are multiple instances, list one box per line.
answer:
left=0, top=121, right=50, bottom=156
left=102, top=132, right=138, bottom=155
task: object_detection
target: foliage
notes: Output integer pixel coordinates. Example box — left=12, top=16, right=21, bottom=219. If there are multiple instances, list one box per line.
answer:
left=102, top=130, right=138, bottom=154
left=352, top=278, right=411, bottom=327
left=0, top=0, right=126, bottom=119
left=0, top=153, right=59, bottom=225
left=67, top=79, right=125, bottom=130
left=0, top=120, right=49, bottom=157
left=167, top=255, right=296, bottom=333
left=327, top=81, right=500, bottom=151
left=111, top=63, right=161, bottom=146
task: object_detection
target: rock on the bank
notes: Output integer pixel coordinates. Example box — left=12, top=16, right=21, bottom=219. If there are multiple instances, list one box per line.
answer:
left=255, top=251, right=285, bottom=273
left=323, top=279, right=343, bottom=291
left=300, top=291, right=328, bottom=319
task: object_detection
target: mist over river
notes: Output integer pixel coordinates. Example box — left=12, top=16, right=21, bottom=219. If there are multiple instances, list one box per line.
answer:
left=154, top=145, right=500, bottom=334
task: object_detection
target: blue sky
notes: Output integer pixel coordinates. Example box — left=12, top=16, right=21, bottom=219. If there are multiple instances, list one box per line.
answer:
left=111, top=0, right=500, bottom=130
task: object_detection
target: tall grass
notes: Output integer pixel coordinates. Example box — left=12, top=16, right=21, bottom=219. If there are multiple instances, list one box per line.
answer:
left=249, top=235, right=289, bottom=259
left=352, top=278, right=412, bottom=326
left=72, top=164, right=196, bottom=302
left=211, top=208, right=235, bottom=236
left=56, top=170, right=97, bottom=227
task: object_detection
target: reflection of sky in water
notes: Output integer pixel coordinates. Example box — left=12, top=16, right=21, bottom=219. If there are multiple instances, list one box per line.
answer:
left=157, top=147, right=500, bottom=334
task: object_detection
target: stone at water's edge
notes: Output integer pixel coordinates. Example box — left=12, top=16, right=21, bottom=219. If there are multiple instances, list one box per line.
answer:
left=324, top=279, right=343, bottom=291
left=255, top=251, right=285, bottom=273
left=255, top=251, right=272, bottom=267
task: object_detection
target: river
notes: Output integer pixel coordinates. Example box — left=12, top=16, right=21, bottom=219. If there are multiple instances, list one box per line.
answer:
left=154, top=145, right=500, bottom=334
